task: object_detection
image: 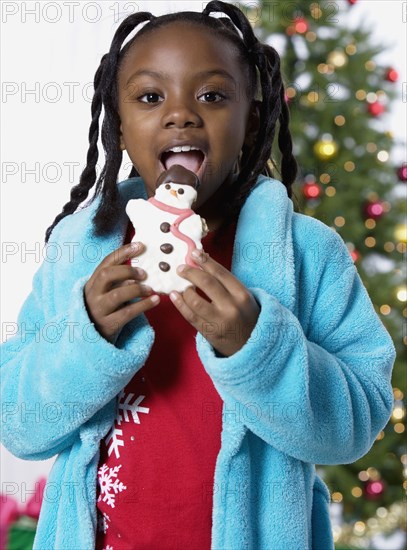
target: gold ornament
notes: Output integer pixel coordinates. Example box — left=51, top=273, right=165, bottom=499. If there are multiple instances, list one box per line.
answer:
left=395, top=224, right=407, bottom=243
left=314, top=139, right=338, bottom=160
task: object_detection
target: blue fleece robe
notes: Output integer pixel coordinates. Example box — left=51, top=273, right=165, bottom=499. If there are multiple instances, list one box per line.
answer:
left=1, top=176, right=395, bottom=550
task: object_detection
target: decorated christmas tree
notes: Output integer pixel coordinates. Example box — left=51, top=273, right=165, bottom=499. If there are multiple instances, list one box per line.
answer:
left=244, top=0, right=406, bottom=547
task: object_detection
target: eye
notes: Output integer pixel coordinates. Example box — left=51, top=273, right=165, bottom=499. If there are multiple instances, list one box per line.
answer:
left=138, top=92, right=163, bottom=104
left=178, top=188, right=184, bottom=194
left=198, top=91, right=226, bottom=103
left=165, top=184, right=171, bottom=189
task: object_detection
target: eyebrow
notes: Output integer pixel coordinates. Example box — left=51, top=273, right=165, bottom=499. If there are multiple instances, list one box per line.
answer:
left=126, top=69, right=237, bottom=86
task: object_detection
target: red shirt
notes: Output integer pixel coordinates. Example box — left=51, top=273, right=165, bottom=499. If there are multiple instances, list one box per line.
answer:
left=96, top=222, right=235, bottom=550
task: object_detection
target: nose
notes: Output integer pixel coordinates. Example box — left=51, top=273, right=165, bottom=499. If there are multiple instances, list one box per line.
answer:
left=161, top=99, right=203, bottom=129
left=170, top=189, right=177, bottom=197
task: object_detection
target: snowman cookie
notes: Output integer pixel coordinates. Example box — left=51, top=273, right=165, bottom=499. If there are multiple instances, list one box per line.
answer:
left=126, top=165, right=208, bottom=294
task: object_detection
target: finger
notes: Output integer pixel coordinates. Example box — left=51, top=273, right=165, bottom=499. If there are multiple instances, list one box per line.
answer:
left=181, top=286, right=214, bottom=321
left=103, top=294, right=160, bottom=333
left=191, top=249, right=246, bottom=293
left=91, top=264, right=146, bottom=295
left=169, top=291, right=204, bottom=331
left=177, top=263, right=230, bottom=304
left=93, top=242, right=145, bottom=277
left=102, top=282, right=154, bottom=316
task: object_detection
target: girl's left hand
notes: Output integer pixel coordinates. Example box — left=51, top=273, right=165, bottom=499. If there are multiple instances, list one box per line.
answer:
left=170, top=249, right=260, bottom=357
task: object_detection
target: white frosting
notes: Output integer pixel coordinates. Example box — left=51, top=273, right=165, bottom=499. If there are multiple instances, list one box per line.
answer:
left=125, top=182, right=207, bottom=294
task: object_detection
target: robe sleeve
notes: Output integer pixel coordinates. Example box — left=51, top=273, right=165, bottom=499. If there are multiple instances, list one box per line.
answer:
left=197, top=227, right=395, bottom=465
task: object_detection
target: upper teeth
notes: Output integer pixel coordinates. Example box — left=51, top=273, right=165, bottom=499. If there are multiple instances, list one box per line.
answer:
left=165, top=145, right=200, bottom=153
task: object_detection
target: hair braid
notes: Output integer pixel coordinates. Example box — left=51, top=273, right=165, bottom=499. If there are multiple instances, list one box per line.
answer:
left=203, top=1, right=297, bottom=222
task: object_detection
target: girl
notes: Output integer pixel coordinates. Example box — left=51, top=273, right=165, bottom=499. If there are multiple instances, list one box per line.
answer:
left=1, top=2, right=395, bottom=549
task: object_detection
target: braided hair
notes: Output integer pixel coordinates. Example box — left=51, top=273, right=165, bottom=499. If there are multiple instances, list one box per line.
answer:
left=45, top=0, right=297, bottom=243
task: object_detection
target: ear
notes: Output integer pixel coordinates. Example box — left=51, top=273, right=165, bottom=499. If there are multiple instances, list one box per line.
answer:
left=119, top=123, right=126, bottom=151
left=244, top=101, right=261, bottom=148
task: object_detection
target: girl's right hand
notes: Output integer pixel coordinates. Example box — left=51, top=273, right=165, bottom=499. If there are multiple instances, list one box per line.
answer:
left=84, top=242, right=159, bottom=344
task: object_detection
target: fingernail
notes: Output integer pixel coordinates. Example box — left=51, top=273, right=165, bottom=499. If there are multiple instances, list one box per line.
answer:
left=132, top=267, right=145, bottom=278
left=130, top=242, right=142, bottom=252
left=170, top=291, right=178, bottom=302
left=151, top=295, right=160, bottom=304
left=191, top=249, right=202, bottom=261
left=140, top=284, right=153, bottom=294
left=177, top=264, right=186, bottom=273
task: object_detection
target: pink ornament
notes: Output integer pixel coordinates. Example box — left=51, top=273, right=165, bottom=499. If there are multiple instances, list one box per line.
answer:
left=397, top=163, right=407, bottom=182
left=365, top=201, right=384, bottom=219
left=364, top=479, right=385, bottom=499
left=0, top=496, right=19, bottom=550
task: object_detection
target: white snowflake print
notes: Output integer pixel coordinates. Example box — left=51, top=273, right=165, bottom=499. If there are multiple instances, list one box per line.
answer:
left=97, top=511, right=111, bottom=534
left=116, top=390, right=150, bottom=425
left=98, top=464, right=127, bottom=508
left=104, top=391, right=150, bottom=458
left=105, top=424, right=125, bottom=459
left=103, top=546, right=114, bottom=550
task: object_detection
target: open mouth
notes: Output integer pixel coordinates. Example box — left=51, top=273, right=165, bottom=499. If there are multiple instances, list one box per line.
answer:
left=160, top=146, right=205, bottom=175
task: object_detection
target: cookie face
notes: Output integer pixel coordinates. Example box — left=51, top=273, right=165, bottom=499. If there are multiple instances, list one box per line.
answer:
left=125, top=170, right=207, bottom=294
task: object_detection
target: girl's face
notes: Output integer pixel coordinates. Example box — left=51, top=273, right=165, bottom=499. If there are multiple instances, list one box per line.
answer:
left=117, top=21, right=256, bottom=216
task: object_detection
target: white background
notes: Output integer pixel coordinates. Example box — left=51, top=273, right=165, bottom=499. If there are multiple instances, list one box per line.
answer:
left=1, top=0, right=406, bottom=507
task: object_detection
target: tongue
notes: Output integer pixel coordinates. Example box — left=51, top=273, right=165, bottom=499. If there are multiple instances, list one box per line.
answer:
left=164, top=151, right=202, bottom=173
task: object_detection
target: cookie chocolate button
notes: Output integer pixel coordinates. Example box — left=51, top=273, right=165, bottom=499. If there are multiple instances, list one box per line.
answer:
left=160, top=243, right=173, bottom=254
left=160, top=222, right=170, bottom=233
left=159, top=261, right=170, bottom=272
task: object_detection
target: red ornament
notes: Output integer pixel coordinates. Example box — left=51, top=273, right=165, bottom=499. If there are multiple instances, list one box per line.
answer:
left=294, top=17, right=308, bottom=33
left=348, top=0, right=357, bottom=4
left=364, top=200, right=384, bottom=219
left=385, top=67, right=399, bottom=82
left=303, top=182, right=321, bottom=199
left=350, top=250, right=360, bottom=262
left=286, top=17, right=309, bottom=36
left=368, top=101, right=385, bottom=117
left=364, top=479, right=385, bottom=500
left=397, top=163, right=407, bottom=182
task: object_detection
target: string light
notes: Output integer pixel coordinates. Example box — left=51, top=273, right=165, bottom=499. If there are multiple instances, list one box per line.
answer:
left=344, top=161, right=355, bottom=171
left=351, top=487, right=363, bottom=497
left=393, top=388, right=404, bottom=400
left=384, top=242, right=395, bottom=252
left=365, top=237, right=376, bottom=248
left=377, top=150, right=389, bottom=162
left=396, top=286, right=407, bottom=302
left=366, top=142, right=377, bottom=152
